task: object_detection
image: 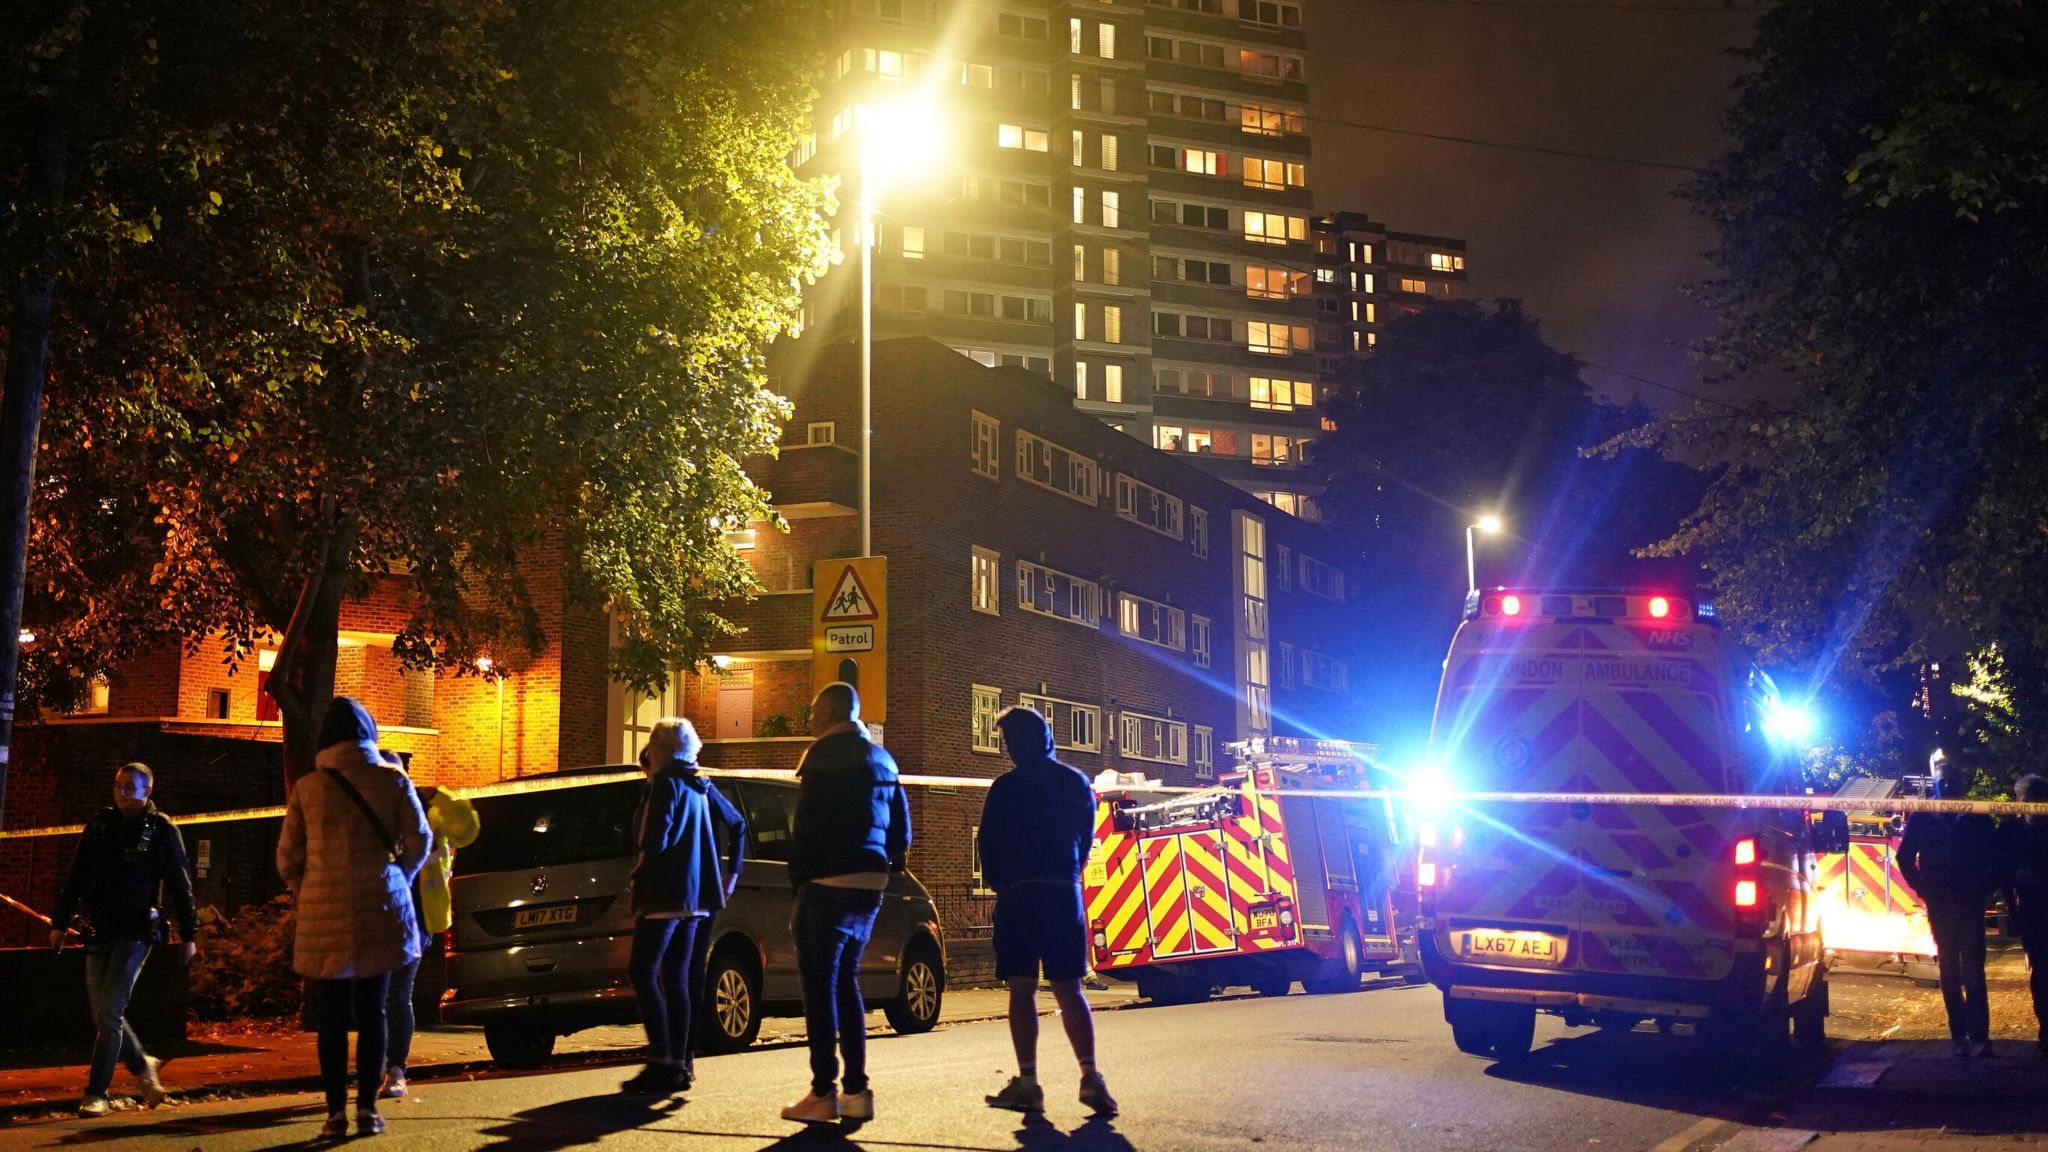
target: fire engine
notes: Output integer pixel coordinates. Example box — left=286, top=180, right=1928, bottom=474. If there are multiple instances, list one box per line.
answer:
left=1813, top=775, right=1938, bottom=978
left=1082, top=737, right=1422, bottom=1004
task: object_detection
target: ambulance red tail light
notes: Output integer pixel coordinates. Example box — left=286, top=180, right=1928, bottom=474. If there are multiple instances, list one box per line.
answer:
left=1500, top=594, right=1523, bottom=617
left=1734, top=879, right=1759, bottom=907
left=1648, top=596, right=1671, bottom=619
left=1733, top=838, right=1757, bottom=866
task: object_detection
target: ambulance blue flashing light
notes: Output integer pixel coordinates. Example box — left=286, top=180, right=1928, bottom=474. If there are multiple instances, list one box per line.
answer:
left=1696, top=601, right=1717, bottom=620
left=1406, top=762, right=1457, bottom=814
left=1761, top=699, right=1818, bottom=747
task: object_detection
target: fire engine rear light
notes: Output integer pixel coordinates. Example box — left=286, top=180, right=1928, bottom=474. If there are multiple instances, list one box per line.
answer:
left=1279, top=908, right=1295, bottom=926
left=1733, top=838, right=1757, bottom=866
left=1648, top=596, right=1671, bottom=619
left=1734, top=879, right=1758, bottom=907
left=1092, top=929, right=1108, bottom=949
left=1418, top=861, right=1437, bottom=888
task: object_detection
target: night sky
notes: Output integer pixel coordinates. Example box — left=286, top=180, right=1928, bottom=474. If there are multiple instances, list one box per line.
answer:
left=1308, top=0, right=1759, bottom=408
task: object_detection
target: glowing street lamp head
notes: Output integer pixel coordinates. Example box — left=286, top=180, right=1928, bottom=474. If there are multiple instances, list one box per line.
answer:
left=1474, top=514, right=1503, bottom=536
left=863, top=96, right=946, bottom=190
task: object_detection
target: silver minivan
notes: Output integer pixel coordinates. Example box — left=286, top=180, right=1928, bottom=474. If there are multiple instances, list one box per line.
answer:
left=441, top=767, right=946, bottom=1068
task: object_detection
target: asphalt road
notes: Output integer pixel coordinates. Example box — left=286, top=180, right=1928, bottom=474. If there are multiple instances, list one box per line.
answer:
left=0, top=977, right=1827, bottom=1152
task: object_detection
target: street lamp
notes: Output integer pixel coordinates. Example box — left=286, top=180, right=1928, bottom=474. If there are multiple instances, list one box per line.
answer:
left=1466, top=514, right=1503, bottom=594
left=856, top=96, right=944, bottom=558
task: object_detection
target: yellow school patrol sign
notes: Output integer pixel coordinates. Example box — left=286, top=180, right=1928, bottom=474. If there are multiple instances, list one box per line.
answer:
left=814, top=556, right=887, bottom=723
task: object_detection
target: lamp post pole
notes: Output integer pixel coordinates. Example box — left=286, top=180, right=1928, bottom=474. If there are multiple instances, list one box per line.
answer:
left=1465, top=524, right=1480, bottom=594
left=857, top=144, right=873, bottom=559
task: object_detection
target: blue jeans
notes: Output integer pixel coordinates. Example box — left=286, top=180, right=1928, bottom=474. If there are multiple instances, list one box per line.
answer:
left=794, top=885, right=882, bottom=1096
left=628, top=916, right=705, bottom=1065
left=385, top=958, right=418, bottom=1075
left=84, top=939, right=152, bottom=1098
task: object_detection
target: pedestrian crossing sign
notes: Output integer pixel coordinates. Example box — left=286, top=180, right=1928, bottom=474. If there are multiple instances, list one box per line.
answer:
left=814, top=556, right=887, bottom=722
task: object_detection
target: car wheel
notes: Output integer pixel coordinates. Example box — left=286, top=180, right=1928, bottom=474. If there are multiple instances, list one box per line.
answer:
left=483, top=1018, right=555, bottom=1070
left=1306, top=920, right=1365, bottom=994
left=700, top=948, right=763, bottom=1054
left=1792, top=975, right=1828, bottom=1051
left=884, top=940, right=945, bottom=1034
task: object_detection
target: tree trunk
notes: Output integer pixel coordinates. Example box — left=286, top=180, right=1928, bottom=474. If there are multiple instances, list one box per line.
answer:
left=0, top=20, right=73, bottom=829
left=268, top=505, right=357, bottom=792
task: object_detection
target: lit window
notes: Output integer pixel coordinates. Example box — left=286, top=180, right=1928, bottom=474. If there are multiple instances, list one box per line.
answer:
left=1247, top=322, right=1310, bottom=355
left=902, top=226, right=923, bottom=259
left=1075, top=360, right=1089, bottom=400
left=1073, top=243, right=1087, bottom=282
left=1072, top=128, right=1085, bottom=167
left=972, top=685, right=1002, bottom=752
left=1098, top=22, right=1115, bottom=58
left=1101, top=190, right=1120, bottom=229
left=1104, top=305, right=1123, bottom=344
left=972, top=546, right=1002, bottom=614
left=1073, top=185, right=1086, bottom=224
left=1193, top=725, right=1215, bottom=778
left=1072, top=74, right=1083, bottom=110
left=1074, top=302, right=1088, bottom=341
left=1103, top=247, right=1121, bottom=286
left=1400, top=277, right=1427, bottom=293
left=808, top=421, right=837, bottom=445
left=1070, top=17, right=1082, bottom=53
left=1104, top=363, right=1124, bottom=403
left=1101, top=134, right=1119, bottom=172
left=1244, top=211, right=1307, bottom=245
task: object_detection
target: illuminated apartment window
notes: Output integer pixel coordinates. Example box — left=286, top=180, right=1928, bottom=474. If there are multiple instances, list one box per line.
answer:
left=1072, top=128, right=1085, bottom=167
left=1240, top=103, right=1305, bottom=136
left=1101, top=134, right=1119, bottom=172
left=999, top=124, right=1049, bottom=152
left=1400, top=277, right=1428, bottom=293
left=1249, top=377, right=1312, bottom=411
left=1244, top=211, right=1306, bottom=245
left=1103, top=248, right=1121, bottom=286
left=971, top=546, right=1002, bottom=615
left=1072, top=74, right=1083, bottom=110
left=902, top=226, right=924, bottom=259
left=970, top=410, right=1001, bottom=478
left=1242, top=158, right=1305, bottom=191
left=972, top=685, right=1002, bottom=752
left=1246, top=267, right=1306, bottom=300
left=1101, top=190, right=1120, bottom=229
left=1247, top=321, right=1310, bottom=355
left=1073, top=185, right=1086, bottom=224
left=1104, top=305, right=1123, bottom=344
left=1074, top=302, right=1088, bottom=341
left=1118, top=592, right=1186, bottom=651
left=1098, top=22, right=1116, bottom=58
left=1073, top=243, right=1087, bottom=282
left=1075, top=360, right=1090, bottom=400
left=1104, top=363, right=1124, bottom=403
left=1069, top=17, right=1082, bottom=53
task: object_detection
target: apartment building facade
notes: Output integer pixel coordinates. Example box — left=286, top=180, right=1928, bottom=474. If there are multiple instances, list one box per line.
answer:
left=794, top=0, right=1325, bottom=516
left=653, top=339, right=1373, bottom=936
left=1311, top=210, right=1469, bottom=400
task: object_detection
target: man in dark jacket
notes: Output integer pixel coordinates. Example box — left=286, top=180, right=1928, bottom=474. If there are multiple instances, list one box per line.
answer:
left=980, top=707, right=1117, bottom=1117
left=779, top=682, right=910, bottom=1126
left=2007, top=774, right=2048, bottom=1056
left=1898, top=752, right=2004, bottom=1057
left=50, top=762, right=199, bottom=1116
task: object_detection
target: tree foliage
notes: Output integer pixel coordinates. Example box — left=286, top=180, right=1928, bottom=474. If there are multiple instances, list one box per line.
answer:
left=1, top=0, right=831, bottom=784
left=1314, top=299, right=1700, bottom=740
left=1638, top=0, right=2048, bottom=757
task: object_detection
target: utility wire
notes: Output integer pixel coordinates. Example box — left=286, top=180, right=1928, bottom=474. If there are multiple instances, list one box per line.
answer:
left=1581, top=360, right=1740, bottom=410
left=1308, top=115, right=1706, bottom=174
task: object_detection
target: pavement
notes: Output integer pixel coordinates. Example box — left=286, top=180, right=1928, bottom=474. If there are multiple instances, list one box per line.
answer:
left=4, top=947, right=2046, bottom=1149
left=0, top=982, right=1144, bottom=1125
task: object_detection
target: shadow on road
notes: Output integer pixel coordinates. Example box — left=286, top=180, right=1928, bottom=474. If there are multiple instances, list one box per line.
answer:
left=1011, top=1113, right=1140, bottom=1151
left=43, top=1100, right=325, bottom=1148
left=475, top=1092, right=685, bottom=1151
left=1482, top=1027, right=1823, bottom=1113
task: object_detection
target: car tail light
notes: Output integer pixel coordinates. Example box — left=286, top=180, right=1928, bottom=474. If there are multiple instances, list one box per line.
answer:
left=1734, top=880, right=1758, bottom=907
left=1733, top=838, right=1756, bottom=866
left=1418, top=861, right=1437, bottom=888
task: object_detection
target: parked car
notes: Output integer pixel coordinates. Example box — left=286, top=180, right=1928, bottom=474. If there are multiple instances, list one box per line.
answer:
left=441, top=766, right=946, bottom=1068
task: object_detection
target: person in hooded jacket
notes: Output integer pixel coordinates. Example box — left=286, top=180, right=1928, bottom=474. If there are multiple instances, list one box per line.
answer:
left=622, top=717, right=747, bottom=1095
left=278, top=698, right=430, bottom=1138
left=779, top=682, right=910, bottom=1126
left=978, top=706, right=1117, bottom=1117
left=2006, top=774, right=2048, bottom=1057
left=1898, top=749, right=2006, bottom=1057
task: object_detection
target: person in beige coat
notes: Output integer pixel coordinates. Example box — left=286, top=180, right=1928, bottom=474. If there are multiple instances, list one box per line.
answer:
left=278, top=697, right=429, bottom=1139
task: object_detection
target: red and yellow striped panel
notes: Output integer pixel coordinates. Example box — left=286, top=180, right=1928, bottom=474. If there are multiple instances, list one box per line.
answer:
left=1178, top=830, right=1237, bottom=955
left=1144, top=835, right=1197, bottom=959
left=1085, top=803, right=1150, bottom=970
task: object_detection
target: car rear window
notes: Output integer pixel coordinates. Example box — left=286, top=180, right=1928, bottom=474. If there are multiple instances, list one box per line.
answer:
left=453, top=780, right=640, bottom=877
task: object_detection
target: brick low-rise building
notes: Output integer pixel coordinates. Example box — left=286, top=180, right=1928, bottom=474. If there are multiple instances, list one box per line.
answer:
left=1, top=338, right=1376, bottom=963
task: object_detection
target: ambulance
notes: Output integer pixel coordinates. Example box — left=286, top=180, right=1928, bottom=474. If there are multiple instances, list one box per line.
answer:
left=1083, top=738, right=1419, bottom=1004
left=1418, top=590, right=1845, bottom=1063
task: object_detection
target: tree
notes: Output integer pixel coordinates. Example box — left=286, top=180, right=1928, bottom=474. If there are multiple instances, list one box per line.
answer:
left=1, top=0, right=831, bottom=789
left=1638, top=0, right=2048, bottom=753
left=1314, top=299, right=1701, bottom=741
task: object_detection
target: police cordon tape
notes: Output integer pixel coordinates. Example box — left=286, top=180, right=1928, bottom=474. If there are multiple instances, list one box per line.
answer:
left=4, top=764, right=2045, bottom=840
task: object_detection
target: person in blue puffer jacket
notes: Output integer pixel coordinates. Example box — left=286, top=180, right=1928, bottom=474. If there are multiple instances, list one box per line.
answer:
left=622, top=717, right=746, bottom=1095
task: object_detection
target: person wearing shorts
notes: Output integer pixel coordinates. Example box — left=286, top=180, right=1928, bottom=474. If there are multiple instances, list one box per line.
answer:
left=979, top=706, right=1116, bottom=1116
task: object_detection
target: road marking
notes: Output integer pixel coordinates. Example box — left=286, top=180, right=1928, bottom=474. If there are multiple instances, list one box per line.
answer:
left=1648, top=1114, right=1733, bottom=1152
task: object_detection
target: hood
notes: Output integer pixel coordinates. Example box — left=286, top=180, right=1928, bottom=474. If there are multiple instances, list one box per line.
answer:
left=318, top=696, right=379, bottom=750
left=658, top=758, right=709, bottom=791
